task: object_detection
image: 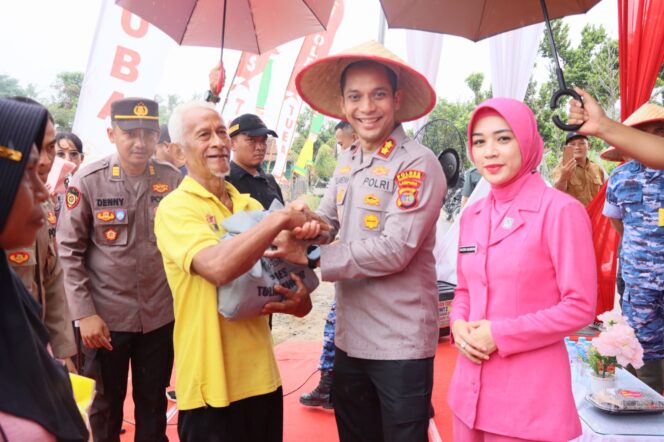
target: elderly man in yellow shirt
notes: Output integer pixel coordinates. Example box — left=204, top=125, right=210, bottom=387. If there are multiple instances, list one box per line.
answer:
left=154, top=101, right=321, bottom=442
left=553, top=132, right=606, bottom=207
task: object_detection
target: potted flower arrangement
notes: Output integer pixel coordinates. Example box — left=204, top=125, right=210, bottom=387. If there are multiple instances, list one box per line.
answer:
left=588, top=309, right=644, bottom=392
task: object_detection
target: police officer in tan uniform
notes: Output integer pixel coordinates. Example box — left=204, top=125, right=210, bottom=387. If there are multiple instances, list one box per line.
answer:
left=271, top=41, right=446, bottom=441
left=6, top=98, right=77, bottom=371
left=58, top=98, right=182, bottom=442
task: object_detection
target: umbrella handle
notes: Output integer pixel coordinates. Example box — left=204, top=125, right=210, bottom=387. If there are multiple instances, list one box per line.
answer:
left=550, top=88, right=583, bottom=132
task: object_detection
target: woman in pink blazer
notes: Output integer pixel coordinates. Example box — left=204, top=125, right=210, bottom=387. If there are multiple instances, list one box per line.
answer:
left=447, top=98, right=597, bottom=441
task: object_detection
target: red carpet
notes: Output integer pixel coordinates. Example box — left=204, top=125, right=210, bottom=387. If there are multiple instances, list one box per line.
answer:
left=119, top=338, right=457, bottom=441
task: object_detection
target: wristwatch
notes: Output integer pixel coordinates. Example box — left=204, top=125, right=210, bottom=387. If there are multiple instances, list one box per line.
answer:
left=204, top=90, right=221, bottom=104
left=306, top=244, right=321, bottom=269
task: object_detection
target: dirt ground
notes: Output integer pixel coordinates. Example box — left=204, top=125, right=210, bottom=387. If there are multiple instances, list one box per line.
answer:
left=271, top=269, right=334, bottom=345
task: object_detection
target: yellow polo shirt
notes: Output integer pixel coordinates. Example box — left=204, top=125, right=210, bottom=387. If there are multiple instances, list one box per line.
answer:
left=154, top=176, right=280, bottom=411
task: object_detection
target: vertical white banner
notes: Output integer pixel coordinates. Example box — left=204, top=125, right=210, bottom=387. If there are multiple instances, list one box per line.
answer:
left=271, top=0, right=345, bottom=179
left=72, top=0, right=173, bottom=162
left=221, top=39, right=301, bottom=128
left=405, top=30, right=444, bottom=134
left=489, top=23, right=544, bottom=101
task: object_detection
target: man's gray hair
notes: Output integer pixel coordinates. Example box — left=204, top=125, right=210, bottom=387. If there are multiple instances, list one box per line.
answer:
left=168, top=101, right=218, bottom=144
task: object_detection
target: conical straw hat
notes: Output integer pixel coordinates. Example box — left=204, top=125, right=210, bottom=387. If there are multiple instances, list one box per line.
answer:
left=599, top=146, right=625, bottom=162
left=295, top=40, right=436, bottom=122
left=622, top=102, right=664, bottom=128
left=601, top=102, right=664, bottom=162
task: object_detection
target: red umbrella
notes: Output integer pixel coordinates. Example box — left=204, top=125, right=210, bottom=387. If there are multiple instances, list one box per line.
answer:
left=116, top=0, right=334, bottom=91
left=379, top=0, right=601, bottom=130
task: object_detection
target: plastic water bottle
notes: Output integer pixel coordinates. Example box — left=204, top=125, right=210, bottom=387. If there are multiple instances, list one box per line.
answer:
left=566, top=340, right=578, bottom=384
left=577, top=338, right=588, bottom=360
left=576, top=338, right=591, bottom=394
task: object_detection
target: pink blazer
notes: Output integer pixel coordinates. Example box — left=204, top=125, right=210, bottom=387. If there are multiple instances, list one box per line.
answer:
left=447, top=173, right=597, bottom=441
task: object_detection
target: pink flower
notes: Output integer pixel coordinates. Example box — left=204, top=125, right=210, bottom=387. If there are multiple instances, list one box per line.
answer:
left=597, top=308, right=628, bottom=328
left=592, top=318, right=644, bottom=370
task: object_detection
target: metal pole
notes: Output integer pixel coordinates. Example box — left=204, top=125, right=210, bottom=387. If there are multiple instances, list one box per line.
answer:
left=539, top=0, right=567, bottom=90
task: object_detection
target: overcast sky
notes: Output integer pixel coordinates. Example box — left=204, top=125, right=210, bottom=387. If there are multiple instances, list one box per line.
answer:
left=1, top=0, right=617, bottom=103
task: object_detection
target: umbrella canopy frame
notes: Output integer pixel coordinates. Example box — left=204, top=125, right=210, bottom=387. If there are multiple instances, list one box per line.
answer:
left=380, top=0, right=590, bottom=131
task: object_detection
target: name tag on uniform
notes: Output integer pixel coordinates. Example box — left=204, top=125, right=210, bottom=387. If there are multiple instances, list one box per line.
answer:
left=659, top=208, right=664, bottom=227
left=459, top=245, right=477, bottom=254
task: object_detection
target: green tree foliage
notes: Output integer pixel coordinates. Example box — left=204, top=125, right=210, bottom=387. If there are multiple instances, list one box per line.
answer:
left=528, top=21, right=619, bottom=177
left=155, top=94, right=183, bottom=125
left=313, top=143, right=337, bottom=181
left=48, top=72, right=83, bottom=131
left=289, top=104, right=337, bottom=165
left=427, top=98, right=474, bottom=167
left=465, top=72, right=492, bottom=105
left=0, top=74, right=39, bottom=98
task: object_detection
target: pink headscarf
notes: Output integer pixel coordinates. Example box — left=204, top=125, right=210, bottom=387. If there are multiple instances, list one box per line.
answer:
left=467, top=98, right=544, bottom=188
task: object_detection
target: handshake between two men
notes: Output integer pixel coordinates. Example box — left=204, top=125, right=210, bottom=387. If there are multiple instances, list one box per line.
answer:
left=258, top=202, right=332, bottom=318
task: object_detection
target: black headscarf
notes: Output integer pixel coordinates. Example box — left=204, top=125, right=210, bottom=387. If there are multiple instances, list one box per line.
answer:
left=0, top=98, right=88, bottom=441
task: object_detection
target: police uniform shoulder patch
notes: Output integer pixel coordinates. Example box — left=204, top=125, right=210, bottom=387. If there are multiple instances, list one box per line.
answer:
left=77, top=157, right=108, bottom=178
left=377, top=138, right=396, bottom=158
left=206, top=214, right=219, bottom=231
left=66, top=186, right=82, bottom=210
left=395, top=169, right=425, bottom=210
left=8, top=251, right=30, bottom=265
left=152, top=183, right=170, bottom=193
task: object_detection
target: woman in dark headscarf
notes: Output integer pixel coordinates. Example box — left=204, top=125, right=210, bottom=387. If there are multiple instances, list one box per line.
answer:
left=447, top=98, right=597, bottom=441
left=0, top=98, right=88, bottom=441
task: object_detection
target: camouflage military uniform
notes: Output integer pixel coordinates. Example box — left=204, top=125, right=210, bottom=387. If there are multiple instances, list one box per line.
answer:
left=318, top=301, right=336, bottom=371
left=605, top=161, right=664, bottom=361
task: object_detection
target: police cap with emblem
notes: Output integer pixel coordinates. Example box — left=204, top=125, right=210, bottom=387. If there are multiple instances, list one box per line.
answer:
left=295, top=40, right=436, bottom=123
left=0, top=98, right=48, bottom=232
left=229, top=113, right=278, bottom=138
left=111, top=97, right=160, bottom=132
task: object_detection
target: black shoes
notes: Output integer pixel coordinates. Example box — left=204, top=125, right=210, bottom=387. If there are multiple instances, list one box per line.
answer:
left=299, top=369, right=333, bottom=409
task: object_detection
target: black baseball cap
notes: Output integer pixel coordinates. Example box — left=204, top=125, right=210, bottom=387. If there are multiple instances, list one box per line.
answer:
left=229, top=113, right=278, bottom=138
left=565, top=132, right=588, bottom=145
left=111, top=98, right=159, bottom=132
